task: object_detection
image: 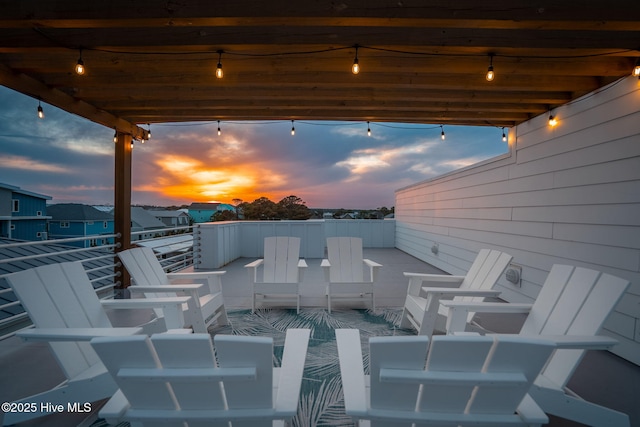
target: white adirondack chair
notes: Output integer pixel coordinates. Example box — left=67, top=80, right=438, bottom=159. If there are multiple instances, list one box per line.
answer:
left=336, top=328, right=556, bottom=427
left=3, top=261, right=190, bottom=426
left=321, top=237, right=382, bottom=313
left=441, top=264, right=631, bottom=427
left=244, top=236, right=308, bottom=313
left=118, top=246, right=229, bottom=333
left=400, top=248, right=513, bottom=337
left=90, top=328, right=311, bottom=427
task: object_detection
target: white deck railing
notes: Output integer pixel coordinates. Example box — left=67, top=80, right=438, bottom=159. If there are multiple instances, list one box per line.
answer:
left=194, top=219, right=396, bottom=269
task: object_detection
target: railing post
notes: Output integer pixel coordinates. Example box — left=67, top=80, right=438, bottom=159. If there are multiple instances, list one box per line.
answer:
left=114, top=131, right=132, bottom=296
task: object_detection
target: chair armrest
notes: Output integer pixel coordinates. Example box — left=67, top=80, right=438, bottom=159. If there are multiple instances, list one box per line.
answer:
left=404, top=272, right=466, bottom=296
left=101, top=296, right=192, bottom=309
left=128, top=284, right=204, bottom=293
left=422, top=287, right=502, bottom=298
left=518, top=334, right=619, bottom=350
left=441, top=301, right=533, bottom=334
left=274, top=328, right=310, bottom=415
left=335, top=329, right=368, bottom=417
left=363, top=259, right=382, bottom=282
left=166, top=271, right=226, bottom=280
left=404, top=272, right=466, bottom=283
left=244, top=259, right=264, bottom=283
left=17, top=327, right=143, bottom=342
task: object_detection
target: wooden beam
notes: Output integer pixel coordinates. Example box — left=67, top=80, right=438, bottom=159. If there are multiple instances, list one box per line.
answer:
left=0, top=63, right=148, bottom=139
left=113, top=131, right=132, bottom=291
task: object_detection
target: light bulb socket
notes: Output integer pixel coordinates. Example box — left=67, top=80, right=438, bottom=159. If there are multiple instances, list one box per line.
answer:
left=352, top=45, right=360, bottom=74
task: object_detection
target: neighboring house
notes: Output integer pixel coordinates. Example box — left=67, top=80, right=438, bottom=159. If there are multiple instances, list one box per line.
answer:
left=147, top=209, right=191, bottom=227
left=47, top=203, right=114, bottom=248
left=188, top=202, right=220, bottom=223
left=130, top=207, right=169, bottom=241
left=0, top=183, right=51, bottom=241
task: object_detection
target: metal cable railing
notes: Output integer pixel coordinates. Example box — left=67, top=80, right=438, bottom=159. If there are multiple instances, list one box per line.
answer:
left=0, top=226, right=194, bottom=339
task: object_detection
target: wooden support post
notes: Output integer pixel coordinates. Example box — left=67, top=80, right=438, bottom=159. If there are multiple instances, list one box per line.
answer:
left=114, top=131, right=132, bottom=294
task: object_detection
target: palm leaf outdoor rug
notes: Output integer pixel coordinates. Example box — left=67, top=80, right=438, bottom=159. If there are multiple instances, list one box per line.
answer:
left=91, top=308, right=413, bottom=427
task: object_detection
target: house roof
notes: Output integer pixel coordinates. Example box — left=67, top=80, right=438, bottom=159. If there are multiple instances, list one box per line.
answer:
left=146, top=210, right=189, bottom=218
left=0, top=1, right=638, bottom=132
left=47, top=203, right=114, bottom=221
left=189, top=203, right=220, bottom=211
left=0, top=182, right=51, bottom=200
left=130, top=206, right=166, bottom=230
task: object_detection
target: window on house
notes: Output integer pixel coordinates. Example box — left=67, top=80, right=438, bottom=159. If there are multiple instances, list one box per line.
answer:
left=12, top=200, right=19, bottom=212
left=60, top=221, right=70, bottom=228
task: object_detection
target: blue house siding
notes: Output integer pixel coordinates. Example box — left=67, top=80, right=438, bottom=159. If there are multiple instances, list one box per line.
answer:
left=0, top=183, right=51, bottom=241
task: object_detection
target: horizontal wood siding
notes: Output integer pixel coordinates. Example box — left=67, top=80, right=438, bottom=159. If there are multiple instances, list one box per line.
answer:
left=395, top=76, right=640, bottom=365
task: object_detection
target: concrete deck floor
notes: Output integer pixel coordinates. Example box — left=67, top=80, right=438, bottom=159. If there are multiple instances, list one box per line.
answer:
left=0, top=248, right=638, bottom=426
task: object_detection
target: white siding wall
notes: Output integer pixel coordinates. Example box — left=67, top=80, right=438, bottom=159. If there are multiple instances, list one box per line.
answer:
left=395, top=76, right=640, bottom=365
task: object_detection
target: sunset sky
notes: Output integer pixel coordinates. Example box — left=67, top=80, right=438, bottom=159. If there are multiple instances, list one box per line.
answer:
left=0, top=86, right=509, bottom=209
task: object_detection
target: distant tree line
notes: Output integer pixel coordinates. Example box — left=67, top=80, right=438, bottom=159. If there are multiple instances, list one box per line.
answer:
left=211, top=195, right=312, bottom=221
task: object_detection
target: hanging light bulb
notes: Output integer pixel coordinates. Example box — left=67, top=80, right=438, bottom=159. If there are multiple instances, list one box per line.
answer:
left=367, top=121, right=371, bottom=136
left=147, top=124, right=151, bottom=140
left=352, top=45, right=360, bottom=74
left=217, top=120, right=221, bottom=136
left=633, top=58, right=640, bottom=77
left=130, top=139, right=134, bottom=149
left=291, top=120, right=295, bottom=136
left=440, top=125, right=445, bottom=140
left=75, top=49, right=85, bottom=75
left=113, top=128, right=118, bottom=143
left=502, top=127, right=507, bottom=142
left=37, top=100, right=44, bottom=119
left=215, top=50, right=224, bottom=79
left=486, top=54, right=495, bottom=81
left=548, top=113, right=558, bottom=127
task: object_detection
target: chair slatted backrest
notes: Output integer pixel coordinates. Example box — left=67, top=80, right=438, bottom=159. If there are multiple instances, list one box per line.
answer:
left=369, top=335, right=555, bottom=424
left=457, top=249, right=513, bottom=302
left=91, top=333, right=275, bottom=425
left=262, top=236, right=301, bottom=283
left=6, top=262, right=110, bottom=379
left=521, top=264, right=630, bottom=388
left=118, top=247, right=172, bottom=289
left=326, top=237, right=365, bottom=282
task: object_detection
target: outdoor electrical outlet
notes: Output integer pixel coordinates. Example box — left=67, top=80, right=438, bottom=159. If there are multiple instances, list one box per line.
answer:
left=505, top=263, right=522, bottom=287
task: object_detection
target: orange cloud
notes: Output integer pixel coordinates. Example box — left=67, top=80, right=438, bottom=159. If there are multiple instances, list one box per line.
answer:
left=141, top=154, right=289, bottom=204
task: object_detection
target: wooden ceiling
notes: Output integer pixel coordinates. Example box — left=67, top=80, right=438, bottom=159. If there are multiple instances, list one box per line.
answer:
left=1, top=1, right=639, bottom=136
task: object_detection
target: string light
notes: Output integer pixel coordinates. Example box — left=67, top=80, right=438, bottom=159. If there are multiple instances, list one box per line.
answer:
left=216, top=50, right=224, bottom=79
left=502, top=127, right=507, bottom=142
left=351, top=45, right=360, bottom=74
left=147, top=123, right=151, bottom=140
left=113, top=128, right=117, bottom=143
left=37, top=100, right=44, bottom=119
left=75, top=49, right=85, bottom=75
left=486, top=54, right=495, bottom=81
left=548, top=112, right=558, bottom=127
left=633, top=58, right=640, bottom=77
left=440, top=125, right=445, bottom=140
left=367, top=121, right=371, bottom=136
left=130, top=139, right=134, bottom=149
left=217, top=120, right=221, bottom=136
left=291, top=120, right=295, bottom=136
